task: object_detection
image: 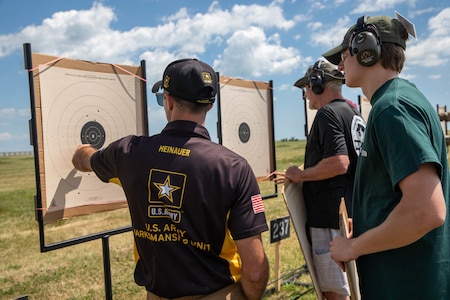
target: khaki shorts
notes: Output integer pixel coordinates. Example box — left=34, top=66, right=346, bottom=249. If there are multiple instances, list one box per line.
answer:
left=146, top=282, right=246, bottom=300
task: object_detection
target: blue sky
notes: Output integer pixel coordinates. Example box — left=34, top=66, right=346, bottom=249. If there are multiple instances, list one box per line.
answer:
left=1, top=0, right=449, bottom=152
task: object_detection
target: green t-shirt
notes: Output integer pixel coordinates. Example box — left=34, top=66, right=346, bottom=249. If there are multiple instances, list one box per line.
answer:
left=353, top=78, right=450, bottom=299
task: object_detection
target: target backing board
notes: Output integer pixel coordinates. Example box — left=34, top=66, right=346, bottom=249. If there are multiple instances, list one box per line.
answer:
left=359, top=95, right=372, bottom=122
left=31, top=53, right=147, bottom=223
left=218, top=76, right=275, bottom=179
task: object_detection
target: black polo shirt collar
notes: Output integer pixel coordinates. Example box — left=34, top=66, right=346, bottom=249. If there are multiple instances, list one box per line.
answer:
left=162, top=120, right=211, bottom=140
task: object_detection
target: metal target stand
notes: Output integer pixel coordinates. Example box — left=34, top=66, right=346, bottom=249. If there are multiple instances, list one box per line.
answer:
left=23, top=43, right=148, bottom=299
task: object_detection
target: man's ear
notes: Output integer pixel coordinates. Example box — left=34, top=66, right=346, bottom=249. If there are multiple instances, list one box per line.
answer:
left=165, top=93, right=174, bottom=110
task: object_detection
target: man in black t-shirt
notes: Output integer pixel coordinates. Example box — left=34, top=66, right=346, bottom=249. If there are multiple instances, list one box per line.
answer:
left=275, top=60, right=365, bottom=300
left=72, top=59, right=269, bottom=299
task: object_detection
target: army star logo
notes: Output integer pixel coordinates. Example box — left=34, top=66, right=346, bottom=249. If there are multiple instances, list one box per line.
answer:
left=154, top=176, right=180, bottom=203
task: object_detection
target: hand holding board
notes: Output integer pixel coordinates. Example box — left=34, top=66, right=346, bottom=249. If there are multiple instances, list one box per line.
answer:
left=339, top=198, right=361, bottom=300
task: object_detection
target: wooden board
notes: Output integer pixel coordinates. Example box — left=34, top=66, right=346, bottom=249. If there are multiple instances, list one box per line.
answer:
left=339, top=198, right=361, bottom=300
left=281, top=181, right=323, bottom=300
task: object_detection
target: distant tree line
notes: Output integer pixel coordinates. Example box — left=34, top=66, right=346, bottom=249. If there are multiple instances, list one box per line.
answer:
left=0, top=151, right=33, bottom=156
left=279, top=137, right=301, bottom=142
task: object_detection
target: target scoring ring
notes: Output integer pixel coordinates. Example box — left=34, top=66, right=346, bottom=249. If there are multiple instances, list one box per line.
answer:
left=238, top=122, right=251, bottom=143
left=80, top=121, right=106, bottom=149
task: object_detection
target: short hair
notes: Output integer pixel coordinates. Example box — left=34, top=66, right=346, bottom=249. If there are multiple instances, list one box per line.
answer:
left=172, top=95, right=211, bottom=114
left=325, top=80, right=343, bottom=92
left=380, top=43, right=405, bottom=73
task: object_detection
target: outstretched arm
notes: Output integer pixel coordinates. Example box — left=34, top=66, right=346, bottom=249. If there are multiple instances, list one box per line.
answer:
left=72, top=144, right=97, bottom=172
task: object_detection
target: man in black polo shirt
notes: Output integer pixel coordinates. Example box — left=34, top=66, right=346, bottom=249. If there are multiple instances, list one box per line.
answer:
left=72, top=58, right=269, bottom=299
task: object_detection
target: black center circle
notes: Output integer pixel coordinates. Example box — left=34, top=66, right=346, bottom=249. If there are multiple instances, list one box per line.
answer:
left=81, top=121, right=106, bottom=149
left=238, top=122, right=251, bottom=143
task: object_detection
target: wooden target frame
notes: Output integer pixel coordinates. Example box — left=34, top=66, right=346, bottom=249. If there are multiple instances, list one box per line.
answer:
left=27, top=49, right=148, bottom=224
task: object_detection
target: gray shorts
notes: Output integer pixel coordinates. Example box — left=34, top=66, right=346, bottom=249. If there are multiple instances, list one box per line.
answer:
left=311, top=227, right=350, bottom=296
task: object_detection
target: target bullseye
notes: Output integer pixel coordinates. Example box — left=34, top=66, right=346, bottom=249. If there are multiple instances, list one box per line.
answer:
left=80, top=121, right=106, bottom=149
left=238, top=122, right=251, bottom=143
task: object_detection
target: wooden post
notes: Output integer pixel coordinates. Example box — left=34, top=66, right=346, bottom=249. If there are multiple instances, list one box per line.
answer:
left=274, top=240, right=281, bottom=292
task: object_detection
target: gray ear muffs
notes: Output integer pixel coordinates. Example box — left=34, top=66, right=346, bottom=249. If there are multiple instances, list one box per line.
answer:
left=349, top=16, right=381, bottom=67
left=309, top=60, right=325, bottom=94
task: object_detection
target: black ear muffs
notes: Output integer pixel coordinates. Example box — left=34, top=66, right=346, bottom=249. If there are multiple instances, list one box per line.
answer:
left=349, top=16, right=381, bottom=67
left=309, top=60, right=325, bottom=94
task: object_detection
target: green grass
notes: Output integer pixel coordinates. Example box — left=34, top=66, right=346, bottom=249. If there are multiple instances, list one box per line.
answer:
left=0, top=141, right=320, bottom=300
left=273, top=140, right=306, bottom=171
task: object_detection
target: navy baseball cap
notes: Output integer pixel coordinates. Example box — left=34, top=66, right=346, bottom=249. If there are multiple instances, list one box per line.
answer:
left=152, top=58, right=217, bottom=106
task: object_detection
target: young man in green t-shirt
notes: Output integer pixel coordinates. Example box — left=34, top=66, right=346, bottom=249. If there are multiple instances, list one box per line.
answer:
left=323, top=15, right=450, bottom=299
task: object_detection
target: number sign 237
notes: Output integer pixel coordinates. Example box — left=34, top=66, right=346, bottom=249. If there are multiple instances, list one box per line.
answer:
left=270, top=216, right=290, bottom=243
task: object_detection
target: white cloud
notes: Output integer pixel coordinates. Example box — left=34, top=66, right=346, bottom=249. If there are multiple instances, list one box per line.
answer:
left=278, top=83, right=292, bottom=91
left=351, top=0, right=411, bottom=14
left=399, top=72, right=417, bottom=80
left=213, top=27, right=301, bottom=78
left=0, top=108, right=15, bottom=117
left=19, top=109, right=30, bottom=117
left=140, top=50, right=180, bottom=84
left=0, top=3, right=121, bottom=61
left=0, top=108, right=29, bottom=118
left=0, top=132, right=12, bottom=141
left=0, top=1, right=299, bottom=74
left=307, top=22, right=322, bottom=31
left=428, top=8, right=450, bottom=38
left=311, top=16, right=351, bottom=48
left=163, top=7, right=189, bottom=22
left=0, top=133, right=31, bottom=152
left=405, top=8, right=450, bottom=67
left=408, top=7, right=436, bottom=18
left=293, top=14, right=311, bottom=23
left=311, top=2, right=326, bottom=10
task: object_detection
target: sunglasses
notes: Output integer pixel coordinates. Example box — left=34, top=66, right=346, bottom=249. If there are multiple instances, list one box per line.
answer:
left=156, top=92, right=164, bottom=106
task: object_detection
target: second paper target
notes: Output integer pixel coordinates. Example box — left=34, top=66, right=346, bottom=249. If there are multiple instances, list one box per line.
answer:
left=220, top=85, right=271, bottom=178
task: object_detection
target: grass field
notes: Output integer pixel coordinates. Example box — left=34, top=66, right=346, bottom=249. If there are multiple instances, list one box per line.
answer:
left=0, top=140, right=319, bottom=300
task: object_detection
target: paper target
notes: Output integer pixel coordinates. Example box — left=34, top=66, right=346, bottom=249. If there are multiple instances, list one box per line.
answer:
left=219, top=77, right=275, bottom=178
left=36, top=62, right=144, bottom=223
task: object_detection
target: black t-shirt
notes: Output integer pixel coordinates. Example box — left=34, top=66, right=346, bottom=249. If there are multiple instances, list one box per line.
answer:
left=90, top=120, right=268, bottom=298
left=303, top=99, right=365, bottom=228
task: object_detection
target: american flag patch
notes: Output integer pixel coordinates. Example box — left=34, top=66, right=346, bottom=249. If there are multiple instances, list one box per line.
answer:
left=251, top=194, right=264, bottom=214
